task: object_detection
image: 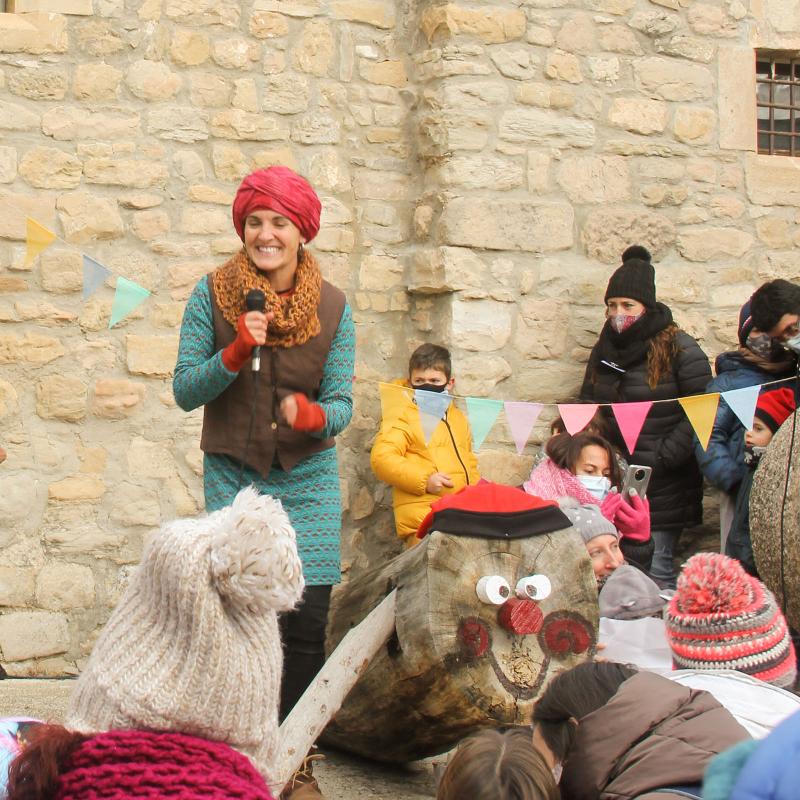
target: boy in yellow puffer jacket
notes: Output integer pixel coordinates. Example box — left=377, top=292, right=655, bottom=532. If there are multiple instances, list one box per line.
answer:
left=371, top=343, right=480, bottom=547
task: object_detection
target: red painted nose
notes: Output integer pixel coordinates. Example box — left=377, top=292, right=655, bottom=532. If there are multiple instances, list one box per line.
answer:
left=498, top=597, right=544, bottom=635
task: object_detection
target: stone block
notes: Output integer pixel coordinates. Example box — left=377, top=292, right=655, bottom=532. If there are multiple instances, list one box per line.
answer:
left=92, top=379, right=147, bottom=418
left=0, top=567, right=35, bottom=607
left=514, top=298, right=568, bottom=359
left=0, top=332, right=64, bottom=364
left=211, top=109, right=289, bottom=141
left=125, top=60, right=181, bottom=101
left=634, top=57, right=713, bottom=101
left=608, top=98, right=668, bottom=135
left=0, top=11, right=68, bottom=55
left=265, top=73, right=311, bottom=114
left=249, top=10, right=289, bottom=38
left=131, top=209, right=170, bottom=241
left=126, top=334, right=179, bottom=377
left=676, top=227, right=754, bottom=261
left=499, top=107, right=594, bottom=147
left=489, top=44, right=539, bottom=80
left=598, top=24, right=643, bottom=54
left=0, top=611, right=69, bottom=661
left=545, top=50, right=582, bottom=83
left=36, top=375, right=86, bottom=421
left=673, top=106, right=716, bottom=144
left=41, top=107, right=140, bottom=141
left=83, top=158, right=169, bottom=189
left=0, top=99, right=39, bottom=132
left=359, top=59, right=407, bottom=88
left=179, top=207, right=228, bottom=235
left=253, top=0, right=320, bottom=16
left=587, top=56, right=620, bottom=83
left=434, top=154, right=524, bottom=190
left=36, top=563, right=95, bottom=610
left=170, top=29, right=210, bottom=66
left=165, top=0, right=241, bottom=26
left=56, top=191, right=123, bottom=243
left=294, top=19, right=334, bottom=76
left=450, top=297, right=512, bottom=351
left=718, top=46, right=756, bottom=151
left=756, top=218, right=793, bottom=248
left=556, top=155, right=630, bottom=203
left=582, top=207, right=675, bottom=263
left=72, top=63, right=122, bottom=100
left=291, top=114, right=340, bottom=144
left=457, top=354, right=512, bottom=396
left=7, top=67, right=67, bottom=100
left=13, top=0, right=92, bottom=12
left=358, top=254, right=404, bottom=292
left=190, top=73, right=231, bottom=108
left=147, top=106, right=209, bottom=144
left=555, top=12, right=596, bottom=53
left=127, top=436, right=176, bottom=479
left=331, top=0, right=395, bottom=28
left=48, top=475, right=106, bottom=501
left=440, top=198, right=573, bottom=252
left=745, top=152, right=800, bottom=206
left=657, top=34, right=715, bottom=63
left=0, top=379, right=19, bottom=419
left=211, top=36, right=260, bottom=70
left=420, top=4, right=527, bottom=44
left=18, top=146, right=81, bottom=189
left=0, top=147, right=17, bottom=183
left=408, top=247, right=483, bottom=295
left=109, top=484, right=161, bottom=527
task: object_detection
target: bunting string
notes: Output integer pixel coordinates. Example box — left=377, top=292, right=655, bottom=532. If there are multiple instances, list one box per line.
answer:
left=23, top=217, right=150, bottom=328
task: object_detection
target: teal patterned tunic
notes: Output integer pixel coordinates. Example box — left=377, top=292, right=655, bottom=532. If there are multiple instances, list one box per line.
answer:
left=173, top=278, right=355, bottom=585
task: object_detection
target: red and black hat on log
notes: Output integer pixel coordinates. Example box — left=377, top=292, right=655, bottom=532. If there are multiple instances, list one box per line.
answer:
left=417, top=482, right=572, bottom=541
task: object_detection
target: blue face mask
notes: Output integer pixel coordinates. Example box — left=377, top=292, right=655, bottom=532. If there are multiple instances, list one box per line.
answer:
left=577, top=475, right=612, bottom=502
left=784, top=332, right=800, bottom=355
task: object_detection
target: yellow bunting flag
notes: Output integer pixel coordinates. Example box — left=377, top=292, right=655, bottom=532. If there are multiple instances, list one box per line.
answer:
left=378, top=382, right=413, bottom=424
left=679, top=393, right=720, bottom=451
left=23, top=218, right=57, bottom=267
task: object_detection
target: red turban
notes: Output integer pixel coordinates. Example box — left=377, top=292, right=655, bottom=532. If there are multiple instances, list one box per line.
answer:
left=232, top=166, right=322, bottom=243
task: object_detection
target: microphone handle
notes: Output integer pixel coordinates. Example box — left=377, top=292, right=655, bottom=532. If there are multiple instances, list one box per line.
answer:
left=251, top=344, right=261, bottom=372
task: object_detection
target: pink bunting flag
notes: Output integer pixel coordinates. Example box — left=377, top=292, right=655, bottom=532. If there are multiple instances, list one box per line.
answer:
left=611, top=401, right=653, bottom=455
left=504, top=401, right=544, bottom=455
left=557, top=403, right=599, bottom=436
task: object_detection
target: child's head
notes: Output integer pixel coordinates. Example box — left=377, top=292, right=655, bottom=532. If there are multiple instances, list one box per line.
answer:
left=437, top=728, right=559, bottom=800
left=746, top=387, right=796, bottom=449
left=408, top=343, right=453, bottom=390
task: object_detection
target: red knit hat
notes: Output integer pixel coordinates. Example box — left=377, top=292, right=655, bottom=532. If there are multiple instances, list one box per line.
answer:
left=232, top=166, right=321, bottom=243
left=665, top=553, right=797, bottom=688
left=754, top=387, right=796, bottom=434
left=57, top=729, right=274, bottom=799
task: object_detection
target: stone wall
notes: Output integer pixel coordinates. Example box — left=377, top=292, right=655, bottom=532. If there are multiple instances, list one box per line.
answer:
left=0, top=0, right=797, bottom=675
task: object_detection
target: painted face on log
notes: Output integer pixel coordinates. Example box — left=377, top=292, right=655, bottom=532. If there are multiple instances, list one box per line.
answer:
left=449, top=539, right=596, bottom=700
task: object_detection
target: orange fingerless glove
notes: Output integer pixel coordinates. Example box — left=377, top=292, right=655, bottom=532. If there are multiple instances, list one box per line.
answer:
left=222, top=314, right=258, bottom=372
left=291, top=393, right=326, bottom=432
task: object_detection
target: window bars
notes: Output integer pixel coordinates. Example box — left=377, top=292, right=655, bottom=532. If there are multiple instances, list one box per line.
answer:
left=757, top=55, right=800, bottom=156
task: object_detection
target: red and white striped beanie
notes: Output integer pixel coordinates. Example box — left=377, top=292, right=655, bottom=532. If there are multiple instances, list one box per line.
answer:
left=665, top=553, right=797, bottom=688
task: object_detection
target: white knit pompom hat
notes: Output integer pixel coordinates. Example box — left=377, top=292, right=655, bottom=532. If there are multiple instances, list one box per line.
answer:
left=66, top=486, right=305, bottom=781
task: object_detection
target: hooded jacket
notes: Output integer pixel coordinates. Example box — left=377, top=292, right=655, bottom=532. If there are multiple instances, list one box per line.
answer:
left=370, top=379, right=479, bottom=543
left=560, top=671, right=750, bottom=800
left=580, top=329, right=711, bottom=533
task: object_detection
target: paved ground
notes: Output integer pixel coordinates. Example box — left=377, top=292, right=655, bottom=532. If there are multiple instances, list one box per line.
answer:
left=0, top=679, right=439, bottom=799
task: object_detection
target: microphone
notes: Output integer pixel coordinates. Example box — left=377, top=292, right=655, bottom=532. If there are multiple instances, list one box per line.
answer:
left=245, top=289, right=266, bottom=372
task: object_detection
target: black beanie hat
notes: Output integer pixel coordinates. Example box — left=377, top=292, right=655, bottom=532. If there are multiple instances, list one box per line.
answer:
left=604, top=245, right=656, bottom=308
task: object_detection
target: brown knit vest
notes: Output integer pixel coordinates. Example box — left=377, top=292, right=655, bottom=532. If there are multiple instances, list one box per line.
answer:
left=201, top=276, right=346, bottom=477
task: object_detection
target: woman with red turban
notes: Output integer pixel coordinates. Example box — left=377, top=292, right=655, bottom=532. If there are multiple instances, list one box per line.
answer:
left=173, top=167, right=355, bottom=754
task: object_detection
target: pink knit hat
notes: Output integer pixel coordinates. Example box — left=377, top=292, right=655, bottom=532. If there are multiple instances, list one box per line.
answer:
left=665, top=553, right=797, bottom=688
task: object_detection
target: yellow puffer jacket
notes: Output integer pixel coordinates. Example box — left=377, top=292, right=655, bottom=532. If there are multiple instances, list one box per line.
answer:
left=370, top=380, right=480, bottom=545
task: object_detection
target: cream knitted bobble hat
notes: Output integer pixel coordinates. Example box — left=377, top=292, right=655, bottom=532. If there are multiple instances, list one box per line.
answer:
left=66, top=486, right=305, bottom=782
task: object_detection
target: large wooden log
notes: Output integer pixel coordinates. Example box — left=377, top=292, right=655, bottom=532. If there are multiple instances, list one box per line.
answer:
left=324, top=526, right=598, bottom=762
left=750, top=410, right=800, bottom=629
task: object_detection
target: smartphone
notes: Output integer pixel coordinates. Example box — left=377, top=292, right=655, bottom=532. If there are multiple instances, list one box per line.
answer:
left=621, top=464, right=652, bottom=500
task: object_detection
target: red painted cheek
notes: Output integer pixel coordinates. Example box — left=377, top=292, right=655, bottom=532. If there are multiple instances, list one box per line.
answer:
left=540, top=615, right=593, bottom=655
left=497, top=597, right=544, bottom=635
left=459, top=618, right=489, bottom=658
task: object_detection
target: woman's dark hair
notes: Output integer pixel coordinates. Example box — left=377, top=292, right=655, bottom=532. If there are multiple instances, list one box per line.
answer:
left=7, top=724, right=89, bottom=800
left=532, top=662, right=637, bottom=763
left=545, top=432, right=622, bottom=489
left=437, top=727, right=559, bottom=800
left=750, top=279, right=800, bottom=333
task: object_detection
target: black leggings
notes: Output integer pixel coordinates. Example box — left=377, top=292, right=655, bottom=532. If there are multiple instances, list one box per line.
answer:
left=279, top=584, right=332, bottom=721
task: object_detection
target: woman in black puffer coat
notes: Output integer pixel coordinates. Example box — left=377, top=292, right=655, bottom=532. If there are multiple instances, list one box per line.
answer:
left=580, top=246, right=711, bottom=588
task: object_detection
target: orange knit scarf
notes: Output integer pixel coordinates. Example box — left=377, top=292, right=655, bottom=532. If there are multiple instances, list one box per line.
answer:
left=211, top=249, right=322, bottom=348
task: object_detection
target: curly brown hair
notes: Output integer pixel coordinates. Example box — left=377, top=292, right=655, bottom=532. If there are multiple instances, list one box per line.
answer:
left=645, top=324, right=679, bottom=389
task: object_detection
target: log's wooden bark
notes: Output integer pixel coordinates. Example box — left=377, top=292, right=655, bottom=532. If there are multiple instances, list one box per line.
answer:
left=324, top=528, right=598, bottom=762
left=750, top=411, right=800, bottom=629
left=274, top=590, right=397, bottom=792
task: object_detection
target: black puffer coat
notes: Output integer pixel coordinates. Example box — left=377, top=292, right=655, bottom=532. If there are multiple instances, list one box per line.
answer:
left=580, top=330, right=711, bottom=533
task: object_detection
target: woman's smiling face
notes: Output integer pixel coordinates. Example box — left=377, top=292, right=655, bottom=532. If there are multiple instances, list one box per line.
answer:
left=243, top=208, right=305, bottom=287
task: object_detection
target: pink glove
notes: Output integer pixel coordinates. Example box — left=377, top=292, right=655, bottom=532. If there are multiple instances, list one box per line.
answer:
left=600, top=491, right=623, bottom=522
left=613, top=489, right=651, bottom=542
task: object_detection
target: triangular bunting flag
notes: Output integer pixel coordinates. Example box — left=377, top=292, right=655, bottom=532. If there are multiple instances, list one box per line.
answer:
left=721, top=385, right=760, bottom=431
left=415, top=389, right=451, bottom=444
left=611, top=401, right=653, bottom=455
left=504, top=401, right=544, bottom=455
left=109, top=276, right=150, bottom=328
left=378, top=382, right=413, bottom=423
left=466, top=397, right=503, bottom=450
left=82, top=255, right=111, bottom=300
left=557, top=403, right=599, bottom=436
left=23, top=217, right=56, bottom=267
left=679, top=393, right=720, bottom=451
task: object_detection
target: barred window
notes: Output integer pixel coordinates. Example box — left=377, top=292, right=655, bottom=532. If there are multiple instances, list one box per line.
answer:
left=757, top=55, right=800, bottom=156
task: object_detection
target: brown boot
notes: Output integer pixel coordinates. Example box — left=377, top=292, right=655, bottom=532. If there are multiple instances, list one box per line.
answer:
left=279, top=752, right=325, bottom=800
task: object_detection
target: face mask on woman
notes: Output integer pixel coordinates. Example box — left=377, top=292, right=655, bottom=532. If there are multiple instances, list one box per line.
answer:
left=784, top=332, right=800, bottom=354
left=577, top=475, right=612, bottom=502
left=610, top=312, right=643, bottom=333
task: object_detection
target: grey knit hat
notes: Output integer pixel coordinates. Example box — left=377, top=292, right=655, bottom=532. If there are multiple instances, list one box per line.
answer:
left=599, top=564, right=668, bottom=620
left=66, top=486, right=305, bottom=781
left=559, top=498, right=620, bottom=544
